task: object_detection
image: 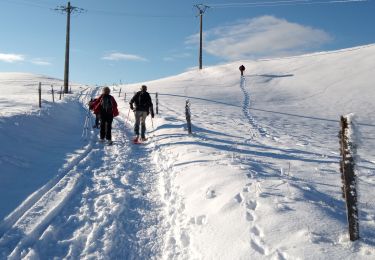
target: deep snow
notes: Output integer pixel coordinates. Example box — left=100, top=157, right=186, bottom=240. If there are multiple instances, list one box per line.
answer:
left=1, top=44, right=375, bottom=259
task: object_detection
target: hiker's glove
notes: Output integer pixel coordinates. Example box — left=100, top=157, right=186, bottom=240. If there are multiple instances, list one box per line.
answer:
left=130, top=104, right=134, bottom=111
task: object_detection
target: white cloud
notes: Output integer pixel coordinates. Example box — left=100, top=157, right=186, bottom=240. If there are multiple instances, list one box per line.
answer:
left=31, top=58, right=52, bottom=66
left=102, top=52, right=148, bottom=62
left=163, top=52, right=191, bottom=62
left=0, top=53, right=25, bottom=63
left=186, top=16, right=332, bottom=60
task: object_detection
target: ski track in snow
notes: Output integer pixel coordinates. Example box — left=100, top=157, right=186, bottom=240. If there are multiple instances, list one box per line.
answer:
left=0, top=88, right=165, bottom=259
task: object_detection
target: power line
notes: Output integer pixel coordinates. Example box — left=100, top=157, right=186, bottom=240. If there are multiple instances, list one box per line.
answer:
left=209, top=0, right=308, bottom=7
left=54, top=3, right=86, bottom=15
left=208, top=0, right=369, bottom=8
left=0, top=0, right=49, bottom=9
left=88, top=9, right=192, bottom=19
left=0, top=0, right=191, bottom=19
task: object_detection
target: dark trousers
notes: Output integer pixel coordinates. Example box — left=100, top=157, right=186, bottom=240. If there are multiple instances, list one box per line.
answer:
left=95, top=114, right=100, bottom=128
left=100, top=112, right=113, bottom=140
left=134, top=111, right=148, bottom=138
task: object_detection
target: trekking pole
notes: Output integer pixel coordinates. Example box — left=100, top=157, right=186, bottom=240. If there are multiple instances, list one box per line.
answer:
left=151, top=117, right=155, bottom=131
left=82, top=110, right=90, bottom=139
left=126, top=107, right=131, bottom=126
left=150, top=116, right=156, bottom=139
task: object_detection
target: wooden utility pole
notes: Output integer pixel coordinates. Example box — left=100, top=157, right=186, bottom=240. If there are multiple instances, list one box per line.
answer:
left=199, top=11, right=203, bottom=70
left=64, top=1, right=71, bottom=94
left=54, top=2, right=85, bottom=94
left=194, top=4, right=209, bottom=70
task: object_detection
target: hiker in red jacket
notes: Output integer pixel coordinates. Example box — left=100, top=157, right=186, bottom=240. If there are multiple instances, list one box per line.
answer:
left=88, top=98, right=100, bottom=128
left=92, top=87, right=119, bottom=145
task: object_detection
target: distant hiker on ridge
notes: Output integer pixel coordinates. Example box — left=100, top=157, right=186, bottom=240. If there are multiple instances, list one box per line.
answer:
left=239, top=65, right=245, bottom=76
left=92, top=86, right=119, bottom=145
left=129, top=85, right=155, bottom=142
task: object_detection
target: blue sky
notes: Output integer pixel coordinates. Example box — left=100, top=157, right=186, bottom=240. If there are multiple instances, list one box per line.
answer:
left=0, top=0, right=374, bottom=85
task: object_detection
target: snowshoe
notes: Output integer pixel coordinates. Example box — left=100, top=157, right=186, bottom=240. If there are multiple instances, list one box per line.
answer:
left=133, top=136, right=142, bottom=144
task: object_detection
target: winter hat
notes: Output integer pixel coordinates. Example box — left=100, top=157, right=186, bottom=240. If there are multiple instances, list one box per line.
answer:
left=102, top=86, right=110, bottom=94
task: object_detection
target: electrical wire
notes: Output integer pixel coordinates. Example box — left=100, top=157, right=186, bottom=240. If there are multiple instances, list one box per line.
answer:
left=88, top=9, right=193, bottom=19
left=0, top=0, right=50, bottom=9
left=208, top=0, right=369, bottom=8
left=209, top=0, right=308, bottom=7
left=0, top=0, right=193, bottom=19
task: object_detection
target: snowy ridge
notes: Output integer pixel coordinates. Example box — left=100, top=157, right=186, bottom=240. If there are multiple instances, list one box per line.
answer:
left=1, top=44, right=375, bottom=259
left=122, top=44, right=375, bottom=259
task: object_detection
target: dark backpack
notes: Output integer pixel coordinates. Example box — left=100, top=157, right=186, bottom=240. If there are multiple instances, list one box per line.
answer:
left=101, top=95, right=113, bottom=113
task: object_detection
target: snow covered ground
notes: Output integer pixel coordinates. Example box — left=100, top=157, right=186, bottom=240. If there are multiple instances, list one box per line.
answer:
left=1, top=44, right=375, bottom=259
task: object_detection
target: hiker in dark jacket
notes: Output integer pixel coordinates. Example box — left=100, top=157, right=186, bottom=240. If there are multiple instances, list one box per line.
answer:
left=92, top=87, right=119, bottom=145
left=129, top=85, right=154, bottom=141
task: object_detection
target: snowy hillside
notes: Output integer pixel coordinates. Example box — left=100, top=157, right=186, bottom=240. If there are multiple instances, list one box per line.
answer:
left=1, top=44, right=375, bottom=259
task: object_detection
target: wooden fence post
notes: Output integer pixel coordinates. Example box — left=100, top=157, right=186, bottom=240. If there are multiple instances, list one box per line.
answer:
left=156, top=92, right=159, bottom=115
left=119, top=88, right=122, bottom=97
left=51, top=85, right=55, bottom=103
left=339, top=128, right=346, bottom=198
left=124, top=93, right=127, bottom=102
left=185, top=99, right=192, bottom=134
left=59, top=86, right=63, bottom=100
left=339, top=115, right=359, bottom=241
left=38, top=82, right=42, bottom=108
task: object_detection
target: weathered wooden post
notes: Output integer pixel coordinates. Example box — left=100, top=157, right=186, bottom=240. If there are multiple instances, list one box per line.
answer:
left=51, top=85, right=55, bottom=103
left=59, top=86, right=63, bottom=100
left=339, top=115, right=359, bottom=241
left=119, top=88, right=122, bottom=97
left=124, top=93, right=127, bottom=102
left=339, top=128, right=346, bottom=198
left=69, top=86, right=72, bottom=93
left=156, top=92, right=159, bottom=115
left=38, top=82, right=42, bottom=108
left=185, top=99, right=192, bottom=134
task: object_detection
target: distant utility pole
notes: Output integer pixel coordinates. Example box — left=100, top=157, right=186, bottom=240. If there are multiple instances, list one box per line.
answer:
left=54, top=2, right=85, bottom=94
left=194, top=4, right=209, bottom=70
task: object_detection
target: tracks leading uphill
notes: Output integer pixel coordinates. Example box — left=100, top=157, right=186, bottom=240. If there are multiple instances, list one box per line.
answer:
left=239, top=76, right=269, bottom=139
